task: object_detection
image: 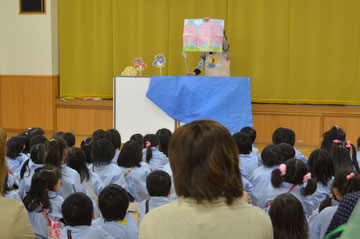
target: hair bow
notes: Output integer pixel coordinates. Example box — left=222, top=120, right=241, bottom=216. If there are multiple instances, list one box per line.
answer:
left=303, top=173, right=311, bottom=183
left=332, top=139, right=341, bottom=143
left=346, top=141, right=351, bottom=148
left=145, top=141, right=151, bottom=148
left=279, top=164, right=287, bottom=176
left=346, top=172, right=355, bottom=180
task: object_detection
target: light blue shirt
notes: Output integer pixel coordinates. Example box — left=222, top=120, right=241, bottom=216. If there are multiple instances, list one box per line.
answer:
left=61, top=225, right=113, bottom=239
left=309, top=178, right=333, bottom=211
left=6, top=154, right=27, bottom=178
left=142, top=147, right=169, bottom=170
left=91, top=163, right=126, bottom=188
left=58, top=165, right=86, bottom=200
left=239, top=152, right=259, bottom=179
left=119, top=162, right=151, bottom=202
left=295, top=148, right=307, bottom=163
left=93, top=213, right=138, bottom=239
left=112, top=149, right=121, bottom=164
left=252, top=147, right=261, bottom=163
left=7, top=171, right=16, bottom=188
left=248, top=165, right=280, bottom=206
left=260, top=182, right=315, bottom=218
left=138, top=196, right=171, bottom=224
left=18, top=161, right=43, bottom=199
left=27, top=191, right=64, bottom=239
left=5, top=190, right=22, bottom=203
left=309, top=206, right=337, bottom=239
left=357, top=151, right=360, bottom=167
left=162, top=163, right=177, bottom=201
left=85, top=170, right=104, bottom=196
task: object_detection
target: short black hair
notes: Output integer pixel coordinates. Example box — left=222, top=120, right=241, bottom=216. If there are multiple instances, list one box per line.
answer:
left=240, top=127, right=257, bottom=144
left=6, top=136, right=25, bottom=159
left=81, top=137, right=95, bottom=164
left=272, top=127, right=296, bottom=146
left=104, top=129, right=121, bottom=149
left=278, top=143, right=295, bottom=162
left=117, top=140, right=142, bottom=168
left=92, top=129, right=105, bottom=140
left=61, top=192, right=93, bottom=226
left=261, top=144, right=283, bottom=166
left=156, top=128, right=172, bottom=157
left=29, top=135, right=48, bottom=149
left=91, top=139, right=115, bottom=166
left=63, top=132, right=76, bottom=148
left=130, top=133, right=143, bottom=148
left=98, top=184, right=129, bottom=221
left=233, top=131, right=252, bottom=154
left=146, top=170, right=171, bottom=197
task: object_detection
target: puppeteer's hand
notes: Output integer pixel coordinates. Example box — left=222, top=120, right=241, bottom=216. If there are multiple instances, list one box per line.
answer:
left=203, top=17, right=210, bottom=22
left=186, top=72, right=196, bottom=76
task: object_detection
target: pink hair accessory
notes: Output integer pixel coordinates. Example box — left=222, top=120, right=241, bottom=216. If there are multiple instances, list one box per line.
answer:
left=279, top=164, right=287, bottom=176
left=346, top=141, right=351, bottom=148
left=44, top=188, right=49, bottom=192
left=303, top=173, right=311, bottom=183
left=145, top=141, right=151, bottom=148
left=332, top=139, right=341, bottom=143
left=346, top=172, right=355, bottom=180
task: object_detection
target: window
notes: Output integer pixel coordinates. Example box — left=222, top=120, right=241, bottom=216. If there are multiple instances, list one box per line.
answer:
left=20, top=0, right=45, bottom=14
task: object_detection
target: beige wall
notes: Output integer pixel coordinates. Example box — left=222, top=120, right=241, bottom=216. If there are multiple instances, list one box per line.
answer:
left=0, top=0, right=58, bottom=75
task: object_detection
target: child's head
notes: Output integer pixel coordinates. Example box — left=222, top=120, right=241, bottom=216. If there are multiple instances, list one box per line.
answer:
left=6, top=136, right=25, bottom=159
left=52, top=131, right=65, bottom=139
left=240, top=126, right=257, bottom=144
left=321, top=126, right=346, bottom=152
left=65, top=147, right=89, bottom=182
left=333, top=169, right=360, bottom=200
left=117, top=140, right=142, bottom=168
left=261, top=144, right=283, bottom=167
left=146, top=170, right=171, bottom=197
left=98, top=184, right=129, bottom=221
left=130, top=133, right=144, bottom=148
left=104, top=129, right=121, bottom=150
left=20, top=143, right=46, bottom=179
left=277, top=143, right=295, bottom=162
left=143, top=134, right=160, bottom=163
left=233, top=132, right=252, bottom=154
left=92, top=129, right=105, bottom=141
left=307, top=149, right=333, bottom=186
left=330, top=140, right=360, bottom=174
left=61, top=192, right=93, bottom=226
left=91, top=139, right=115, bottom=166
left=271, top=158, right=317, bottom=196
left=45, top=137, right=67, bottom=167
left=63, top=132, right=76, bottom=148
left=29, top=135, right=47, bottom=149
left=269, top=193, right=308, bottom=239
left=156, top=128, right=172, bottom=157
left=81, top=137, right=95, bottom=164
left=23, top=165, right=61, bottom=212
left=272, top=127, right=296, bottom=147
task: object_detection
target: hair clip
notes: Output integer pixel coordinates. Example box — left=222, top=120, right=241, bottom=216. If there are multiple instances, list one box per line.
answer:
left=332, top=139, right=341, bottom=143
left=303, top=173, right=311, bottom=183
left=49, top=138, right=56, bottom=142
left=346, top=172, right=355, bottom=180
left=346, top=141, right=351, bottom=148
left=145, top=141, right=151, bottom=148
left=279, top=164, right=287, bottom=176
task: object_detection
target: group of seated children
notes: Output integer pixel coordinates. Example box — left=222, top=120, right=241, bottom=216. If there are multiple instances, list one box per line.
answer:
left=4, top=124, right=360, bottom=238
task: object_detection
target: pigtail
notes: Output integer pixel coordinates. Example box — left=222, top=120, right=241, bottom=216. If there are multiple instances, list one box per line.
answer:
left=19, top=159, right=31, bottom=180
left=45, top=138, right=66, bottom=168
left=271, top=169, right=284, bottom=188
left=146, top=146, right=153, bottom=163
left=301, top=178, right=317, bottom=196
left=143, top=134, right=160, bottom=163
left=319, top=197, right=333, bottom=212
left=342, top=173, right=360, bottom=195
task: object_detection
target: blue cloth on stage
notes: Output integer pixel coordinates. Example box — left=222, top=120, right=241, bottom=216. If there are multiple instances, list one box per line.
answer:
left=146, top=76, right=253, bottom=134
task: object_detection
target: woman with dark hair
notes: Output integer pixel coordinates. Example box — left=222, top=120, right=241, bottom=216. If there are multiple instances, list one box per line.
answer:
left=139, top=120, right=272, bottom=239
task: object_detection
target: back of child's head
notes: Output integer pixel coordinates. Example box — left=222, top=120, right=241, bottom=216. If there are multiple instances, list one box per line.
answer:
left=307, top=149, right=333, bottom=186
left=261, top=144, right=283, bottom=167
left=357, top=136, right=360, bottom=150
left=269, top=193, right=308, bottom=239
left=23, top=165, right=61, bottom=212
left=52, top=131, right=65, bottom=139
left=91, top=139, right=115, bottom=166
left=65, top=147, right=89, bottom=182
left=6, top=136, right=25, bottom=159
left=130, top=133, right=144, bottom=148
left=63, top=132, right=76, bottom=148
left=240, top=126, right=257, bottom=144
left=104, top=129, right=121, bottom=150
left=330, top=140, right=360, bottom=174
left=272, top=127, right=296, bottom=146
left=81, top=137, right=95, bottom=164
left=233, top=131, right=252, bottom=154
left=117, top=140, right=142, bottom=168
left=29, top=127, right=45, bottom=136
left=92, top=129, right=105, bottom=141
left=45, top=137, right=67, bottom=168
left=146, top=170, right=171, bottom=197
left=18, top=131, right=31, bottom=155
left=29, top=135, right=47, bottom=149
left=62, top=192, right=93, bottom=226
left=20, top=143, right=47, bottom=179
left=143, top=134, right=160, bottom=163
left=333, top=169, right=360, bottom=198
left=278, top=143, right=295, bottom=162
left=98, top=184, right=129, bottom=221
left=156, top=128, right=172, bottom=157
left=271, top=158, right=317, bottom=196
left=321, top=126, right=346, bottom=152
